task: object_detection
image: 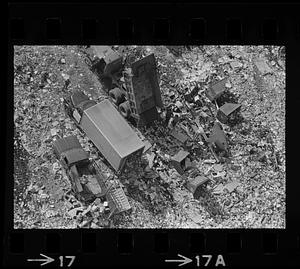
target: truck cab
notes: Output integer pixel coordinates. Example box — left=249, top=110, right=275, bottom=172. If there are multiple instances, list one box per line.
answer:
left=87, top=46, right=123, bottom=90
left=53, top=136, right=131, bottom=214
left=63, top=90, right=97, bottom=125
left=53, top=136, right=105, bottom=202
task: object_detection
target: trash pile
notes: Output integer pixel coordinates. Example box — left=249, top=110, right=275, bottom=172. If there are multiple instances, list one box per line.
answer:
left=13, top=45, right=285, bottom=229
left=114, top=45, right=285, bottom=228
left=64, top=191, right=111, bottom=228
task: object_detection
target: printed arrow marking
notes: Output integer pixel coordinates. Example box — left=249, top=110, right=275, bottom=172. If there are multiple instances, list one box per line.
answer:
left=165, top=254, right=193, bottom=267
left=27, top=253, right=54, bottom=266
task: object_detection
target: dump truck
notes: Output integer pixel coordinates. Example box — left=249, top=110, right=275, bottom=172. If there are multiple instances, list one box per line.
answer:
left=53, top=136, right=131, bottom=216
left=84, top=46, right=163, bottom=127
left=63, top=91, right=145, bottom=172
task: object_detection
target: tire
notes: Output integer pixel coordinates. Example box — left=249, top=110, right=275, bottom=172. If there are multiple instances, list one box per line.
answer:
left=84, top=58, right=93, bottom=68
left=119, top=101, right=131, bottom=118
left=109, top=88, right=125, bottom=106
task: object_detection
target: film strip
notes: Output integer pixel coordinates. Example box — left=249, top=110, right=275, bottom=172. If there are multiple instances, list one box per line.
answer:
left=6, top=1, right=300, bottom=268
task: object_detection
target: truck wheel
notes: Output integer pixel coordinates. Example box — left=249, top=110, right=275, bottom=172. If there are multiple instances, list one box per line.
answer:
left=119, top=101, right=131, bottom=118
left=109, top=88, right=125, bottom=106
left=84, top=58, right=93, bottom=68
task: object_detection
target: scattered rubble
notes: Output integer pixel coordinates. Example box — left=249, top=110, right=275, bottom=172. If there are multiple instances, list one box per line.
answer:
left=253, top=58, right=273, bottom=75
left=170, top=128, right=190, bottom=144
left=14, top=45, right=285, bottom=229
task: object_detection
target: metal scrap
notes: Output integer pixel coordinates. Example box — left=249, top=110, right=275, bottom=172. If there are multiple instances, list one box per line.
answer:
left=212, top=171, right=226, bottom=179
left=217, top=103, right=242, bottom=123
left=224, top=180, right=240, bottom=193
left=91, top=222, right=100, bottom=229
left=212, top=180, right=240, bottom=194
left=212, top=184, right=225, bottom=194
left=184, top=85, right=199, bottom=103
left=78, top=219, right=92, bottom=228
left=170, top=150, right=190, bottom=175
left=186, top=176, right=209, bottom=198
left=208, top=122, right=229, bottom=152
left=230, top=61, right=243, bottom=69
left=170, top=128, right=189, bottom=144
left=67, top=206, right=84, bottom=218
left=82, top=205, right=92, bottom=216
left=213, top=164, right=223, bottom=172
left=206, top=78, right=227, bottom=102
left=146, top=152, right=156, bottom=168
left=219, top=103, right=242, bottom=116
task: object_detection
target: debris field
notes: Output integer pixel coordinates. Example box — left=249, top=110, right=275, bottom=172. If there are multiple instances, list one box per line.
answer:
left=14, top=45, right=285, bottom=228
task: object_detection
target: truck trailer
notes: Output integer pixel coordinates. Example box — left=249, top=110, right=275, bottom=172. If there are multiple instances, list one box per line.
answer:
left=64, top=91, right=145, bottom=172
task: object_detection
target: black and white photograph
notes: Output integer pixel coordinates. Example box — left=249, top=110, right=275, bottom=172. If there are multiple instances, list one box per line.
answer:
left=14, top=45, right=285, bottom=229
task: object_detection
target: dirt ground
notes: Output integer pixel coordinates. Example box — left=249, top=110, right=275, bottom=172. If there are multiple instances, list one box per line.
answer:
left=13, top=45, right=285, bottom=229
